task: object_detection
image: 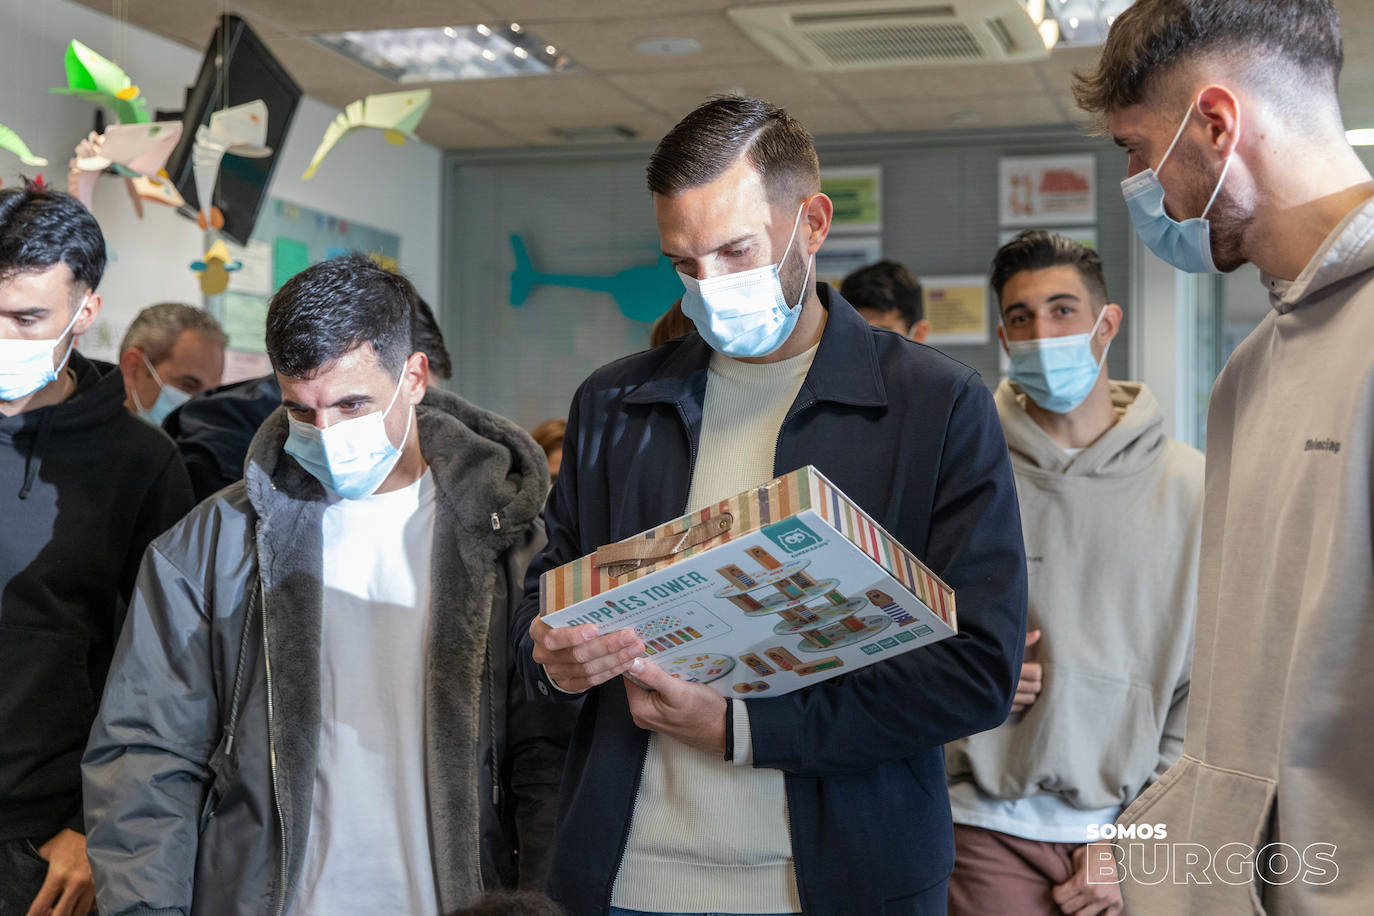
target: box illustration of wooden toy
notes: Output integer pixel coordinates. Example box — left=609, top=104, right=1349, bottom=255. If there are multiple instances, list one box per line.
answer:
left=539, top=466, right=957, bottom=697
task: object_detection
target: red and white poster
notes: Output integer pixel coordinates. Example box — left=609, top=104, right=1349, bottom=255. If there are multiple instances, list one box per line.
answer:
left=999, top=154, right=1096, bottom=226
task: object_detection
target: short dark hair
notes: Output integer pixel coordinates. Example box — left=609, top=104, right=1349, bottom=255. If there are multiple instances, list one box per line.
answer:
left=266, top=254, right=412, bottom=378
left=840, top=261, right=923, bottom=328
left=392, top=273, right=452, bottom=380
left=1074, top=0, right=1342, bottom=118
left=989, top=231, right=1108, bottom=309
left=0, top=181, right=106, bottom=293
left=647, top=96, right=819, bottom=203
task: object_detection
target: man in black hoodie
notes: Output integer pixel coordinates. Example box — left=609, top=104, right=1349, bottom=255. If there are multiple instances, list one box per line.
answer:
left=0, top=182, right=194, bottom=916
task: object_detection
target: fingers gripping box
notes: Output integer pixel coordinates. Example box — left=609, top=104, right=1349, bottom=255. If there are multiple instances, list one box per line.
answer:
left=540, top=466, right=957, bottom=697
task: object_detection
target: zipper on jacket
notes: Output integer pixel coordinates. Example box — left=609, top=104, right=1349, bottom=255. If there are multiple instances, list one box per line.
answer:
left=774, top=396, right=817, bottom=478
left=676, top=401, right=700, bottom=517
left=223, top=581, right=262, bottom=759
left=600, top=398, right=696, bottom=909
left=260, top=583, right=289, bottom=916
left=603, top=737, right=652, bottom=913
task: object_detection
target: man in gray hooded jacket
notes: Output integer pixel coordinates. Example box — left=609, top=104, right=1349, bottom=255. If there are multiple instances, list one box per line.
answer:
left=946, top=232, right=1202, bottom=916
left=81, top=255, right=570, bottom=916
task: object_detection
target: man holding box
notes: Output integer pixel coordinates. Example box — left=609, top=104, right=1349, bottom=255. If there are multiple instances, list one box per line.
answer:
left=517, top=97, right=1028, bottom=916
left=944, top=231, right=1203, bottom=916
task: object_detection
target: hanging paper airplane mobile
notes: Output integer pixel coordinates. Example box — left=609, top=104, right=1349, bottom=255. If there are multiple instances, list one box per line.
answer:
left=191, top=239, right=243, bottom=296
left=0, top=124, right=47, bottom=167
left=49, top=40, right=149, bottom=124
left=68, top=122, right=185, bottom=214
left=192, top=99, right=272, bottom=229
left=302, top=89, right=431, bottom=180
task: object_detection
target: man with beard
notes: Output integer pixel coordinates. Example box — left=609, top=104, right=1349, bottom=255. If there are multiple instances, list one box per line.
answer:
left=516, top=97, right=1028, bottom=916
left=1077, top=0, right=1374, bottom=910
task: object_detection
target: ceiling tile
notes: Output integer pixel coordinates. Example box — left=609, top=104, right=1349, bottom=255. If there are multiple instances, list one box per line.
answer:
left=472, top=0, right=742, bottom=21
left=66, top=0, right=293, bottom=45
left=785, top=104, right=878, bottom=135
left=413, top=109, right=526, bottom=148
left=426, top=73, right=647, bottom=119
left=823, top=63, right=1046, bottom=103
left=604, top=65, right=843, bottom=120
left=487, top=110, right=675, bottom=147
left=860, top=94, right=1067, bottom=132
left=258, top=36, right=395, bottom=92
left=529, top=13, right=766, bottom=74
left=228, top=0, right=495, bottom=35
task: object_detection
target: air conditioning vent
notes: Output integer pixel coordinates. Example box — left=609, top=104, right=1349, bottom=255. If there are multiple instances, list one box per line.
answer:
left=810, top=22, right=984, bottom=64
left=728, top=0, right=1052, bottom=71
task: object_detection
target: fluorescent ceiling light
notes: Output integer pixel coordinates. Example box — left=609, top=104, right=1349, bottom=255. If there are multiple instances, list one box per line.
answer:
left=312, top=24, right=576, bottom=83
left=1047, top=0, right=1135, bottom=47
left=1038, top=18, right=1060, bottom=50
left=1347, top=128, right=1374, bottom=146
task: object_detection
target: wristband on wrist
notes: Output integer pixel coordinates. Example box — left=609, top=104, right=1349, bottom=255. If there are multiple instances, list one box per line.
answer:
left=723, top=699, right=735, bottom=761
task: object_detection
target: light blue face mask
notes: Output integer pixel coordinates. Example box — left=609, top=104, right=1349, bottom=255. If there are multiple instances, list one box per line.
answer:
left=132, top=354, right=192, bottom=426
left=284, top=369, right=413, bottom=500
left=1005, top=307, right=1110, bottom=414
left=0, top=302, right=83, bottom=402
left=1121, top=102, right=1236, bottom=274
left=677, top=201, right=813, bottom=358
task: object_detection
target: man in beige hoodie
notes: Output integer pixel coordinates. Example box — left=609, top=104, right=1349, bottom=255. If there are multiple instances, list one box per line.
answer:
left=946, top=231, right=1203, bottom=916
left=1077, top=1, right=1374, bottom=912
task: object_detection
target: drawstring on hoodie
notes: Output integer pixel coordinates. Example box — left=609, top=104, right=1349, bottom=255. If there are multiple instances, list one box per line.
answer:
left=18, top=408, right=55, bottom=499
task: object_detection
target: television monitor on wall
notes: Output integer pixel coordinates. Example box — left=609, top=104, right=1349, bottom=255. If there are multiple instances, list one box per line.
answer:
left=164, top=14, right=301, bottom=246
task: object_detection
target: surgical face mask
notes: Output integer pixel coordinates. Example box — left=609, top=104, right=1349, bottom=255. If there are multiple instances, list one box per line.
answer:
left=131, top=353, right=192, bottom=426
left=1121, top=102, right=1236, bottom=274
left=0, top=300, right=84, bottom=402
left=1005, top=307, right=1110, bottom=414
left=677, top=201, right=813, bottom=358
left=283, top=368, right=413, bottom=500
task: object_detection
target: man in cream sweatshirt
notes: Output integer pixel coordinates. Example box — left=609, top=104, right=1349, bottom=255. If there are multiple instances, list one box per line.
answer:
left=1078, top=1, right=1374, bottom=911
left=946, top=231, right=1203, bottom=916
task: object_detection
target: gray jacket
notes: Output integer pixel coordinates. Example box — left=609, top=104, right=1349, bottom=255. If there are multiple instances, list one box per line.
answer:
left=82, top=387, right=568, bottom=916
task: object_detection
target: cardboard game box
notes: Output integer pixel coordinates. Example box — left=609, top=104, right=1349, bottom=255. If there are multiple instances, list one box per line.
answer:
left=540, top=466, right=957, bottom=697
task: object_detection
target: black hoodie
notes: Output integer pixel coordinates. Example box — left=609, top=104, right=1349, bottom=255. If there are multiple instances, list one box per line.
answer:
left=0, top=351, right=193, bottom=842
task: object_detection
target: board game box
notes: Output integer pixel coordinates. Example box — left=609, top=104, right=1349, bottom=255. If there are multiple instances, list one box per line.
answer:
left=539, top=466, right=957, bottom=697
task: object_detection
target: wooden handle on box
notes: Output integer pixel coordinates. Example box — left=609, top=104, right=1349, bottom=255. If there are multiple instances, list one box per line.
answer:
left=594, top=512, right=734, bottom=578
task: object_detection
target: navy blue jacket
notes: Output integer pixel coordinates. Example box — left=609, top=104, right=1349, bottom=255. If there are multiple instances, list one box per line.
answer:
left=513, top=286, right=1028, bottom=916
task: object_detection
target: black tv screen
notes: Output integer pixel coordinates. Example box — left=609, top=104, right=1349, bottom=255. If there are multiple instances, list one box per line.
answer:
left=165, top=14, right=301, bottom=246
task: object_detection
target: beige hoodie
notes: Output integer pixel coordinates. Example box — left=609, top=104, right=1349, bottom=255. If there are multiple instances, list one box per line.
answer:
left=946, top=380, right=1203, bottom=811
left=1116, top=199, right=1374, bottom=915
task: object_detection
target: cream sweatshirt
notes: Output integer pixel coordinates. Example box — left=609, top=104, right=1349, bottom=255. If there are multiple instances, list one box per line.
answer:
left=1117, top=196, right=1374, bottom=916
left=946, top=380, right=1203, bottom=812
left=611, top=343, right=815, bottom=914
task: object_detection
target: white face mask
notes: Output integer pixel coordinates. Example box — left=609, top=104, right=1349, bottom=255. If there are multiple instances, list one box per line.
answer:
left=0, top=299, right=85, bottom=402
left=283, top=368, right=413, bottom=500
left=676, top=201, right=813, bottom=358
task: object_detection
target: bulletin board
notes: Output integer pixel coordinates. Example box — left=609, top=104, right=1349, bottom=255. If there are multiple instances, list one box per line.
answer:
left=212, top=198, right=401, bottom=381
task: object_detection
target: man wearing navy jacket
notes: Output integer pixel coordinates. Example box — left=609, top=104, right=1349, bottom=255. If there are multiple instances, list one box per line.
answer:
left=515, top=97, right=1028, bottom=916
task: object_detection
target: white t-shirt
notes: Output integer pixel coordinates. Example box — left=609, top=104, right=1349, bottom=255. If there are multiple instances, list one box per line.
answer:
left=292, top=470, right=440, bottom=916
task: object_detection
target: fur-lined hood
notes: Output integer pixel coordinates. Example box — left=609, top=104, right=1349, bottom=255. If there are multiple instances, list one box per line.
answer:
left=245, top=385, right=549, bottom=547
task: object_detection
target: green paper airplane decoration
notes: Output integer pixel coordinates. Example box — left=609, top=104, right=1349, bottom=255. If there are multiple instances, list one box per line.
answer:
left=50, top=40, right=149, bottom=124
left=302, top=89, right=432, bottom=180
left=0, top=124, right=47, bottom=167
left=509, top=234, right=681, bottom=324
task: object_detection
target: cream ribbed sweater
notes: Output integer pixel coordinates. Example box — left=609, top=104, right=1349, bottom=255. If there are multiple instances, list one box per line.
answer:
left=610, top=344, right=816, bottom=914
